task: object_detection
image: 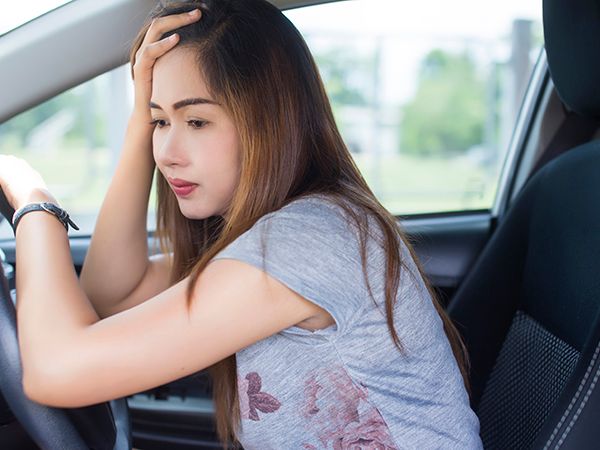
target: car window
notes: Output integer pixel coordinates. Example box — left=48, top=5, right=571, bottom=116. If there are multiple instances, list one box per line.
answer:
left=0, top=0, right=542, bottom=239
left=0, top=0, right=74, bottom=36
left=285, top=0, right=543, bottom=215
left=0, top=65, right=146, bottom=238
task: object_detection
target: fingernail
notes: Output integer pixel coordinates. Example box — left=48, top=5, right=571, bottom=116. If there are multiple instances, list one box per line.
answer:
left=169, top=33, right=178, bottom=40
left=189, top=9, right=200, bottom=16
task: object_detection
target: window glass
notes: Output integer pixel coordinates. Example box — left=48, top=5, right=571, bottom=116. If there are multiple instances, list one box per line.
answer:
left=285, top=0, right=543, bottom=215
left=0, top=0, right=74, bottom=36
left=0, top=65, right=145, bottom=238
left=0, top=0, right=543, bottom=239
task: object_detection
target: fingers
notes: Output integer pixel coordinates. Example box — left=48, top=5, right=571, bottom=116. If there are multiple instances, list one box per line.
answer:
left=137, top=33, right=180, bottom=63
left=131, top=9, right=202, bottom=114
left=141, top=9, right=201, bottom=49
left=131, top=32, right=179, bottom=100
left=133, top=9, right=202, bottom=78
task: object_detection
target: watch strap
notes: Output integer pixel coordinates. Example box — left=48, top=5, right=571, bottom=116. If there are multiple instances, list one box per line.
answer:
left=12, top=202, right=79, bottom=232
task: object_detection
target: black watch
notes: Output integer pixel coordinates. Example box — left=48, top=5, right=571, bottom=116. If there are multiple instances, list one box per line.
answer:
left=12, top=202, right=80, bottom=232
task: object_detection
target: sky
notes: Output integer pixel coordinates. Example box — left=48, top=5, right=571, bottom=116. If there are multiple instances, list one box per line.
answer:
left=284, top=0, right=541, bottom=39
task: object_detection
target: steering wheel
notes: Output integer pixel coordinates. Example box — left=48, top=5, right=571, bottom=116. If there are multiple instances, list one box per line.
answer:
left=0, top=189, right=131, bottom=449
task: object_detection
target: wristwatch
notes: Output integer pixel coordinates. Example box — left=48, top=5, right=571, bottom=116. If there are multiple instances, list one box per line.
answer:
left=12, top=202, right=80, bottom=232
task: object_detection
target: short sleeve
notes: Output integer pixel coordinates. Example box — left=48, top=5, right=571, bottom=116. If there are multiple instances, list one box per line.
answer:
left=210, top=196, right=369, bottom=336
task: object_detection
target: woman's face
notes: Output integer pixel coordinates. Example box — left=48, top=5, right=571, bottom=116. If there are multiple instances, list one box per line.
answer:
left=151, top=47, right=241, bottom=220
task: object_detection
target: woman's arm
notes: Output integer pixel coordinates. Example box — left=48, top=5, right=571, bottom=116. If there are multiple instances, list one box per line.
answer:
left=78, top=114, right=169, bottom=318
left=0, top=155, right=321, bottom=410
left=14, top=205, right=320, bottom=408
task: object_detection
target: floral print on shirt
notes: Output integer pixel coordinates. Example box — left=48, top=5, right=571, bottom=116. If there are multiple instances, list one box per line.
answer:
left=302, top=365, right=398, bottom=450
left=238, top=365, right=398, bottom=449
left=238, top=372, right=281, bottom=421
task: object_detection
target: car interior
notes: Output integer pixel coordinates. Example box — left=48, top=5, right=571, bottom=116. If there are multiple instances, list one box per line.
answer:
left=449, top=0, right=600, bottom=446
left=0, top=0, right=599, bottom=448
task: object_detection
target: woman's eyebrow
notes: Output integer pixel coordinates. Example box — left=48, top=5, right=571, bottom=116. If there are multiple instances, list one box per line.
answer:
left=149, top=97, right=220, bottom=110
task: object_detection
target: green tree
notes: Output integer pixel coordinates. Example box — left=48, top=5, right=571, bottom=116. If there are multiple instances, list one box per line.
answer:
left=314, top=48, right=373, bottom=107
left=401, top=49, right=486, bottom=156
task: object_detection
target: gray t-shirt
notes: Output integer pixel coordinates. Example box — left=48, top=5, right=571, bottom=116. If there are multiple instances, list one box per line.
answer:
left=211, top=193, right=482, bottom=449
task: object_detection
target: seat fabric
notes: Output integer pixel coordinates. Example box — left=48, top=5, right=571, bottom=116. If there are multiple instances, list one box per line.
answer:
left=449, top=141, right=600, bottom=449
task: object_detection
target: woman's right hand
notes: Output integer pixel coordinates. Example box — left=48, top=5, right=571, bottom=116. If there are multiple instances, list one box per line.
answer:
left=131, top=8, right=202, bottom=120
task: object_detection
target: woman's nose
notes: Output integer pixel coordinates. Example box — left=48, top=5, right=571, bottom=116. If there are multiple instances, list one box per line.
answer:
left=155, top=130, right=189, bottom=167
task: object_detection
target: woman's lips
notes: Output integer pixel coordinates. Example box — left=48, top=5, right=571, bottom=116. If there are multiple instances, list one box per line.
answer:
left=172, top=184, right=197, bottom=197
left=168, top=178, right=198, bottom=197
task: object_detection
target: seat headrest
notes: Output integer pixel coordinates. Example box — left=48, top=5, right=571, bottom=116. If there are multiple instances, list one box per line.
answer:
left=543, top=0, right=600, bottom=119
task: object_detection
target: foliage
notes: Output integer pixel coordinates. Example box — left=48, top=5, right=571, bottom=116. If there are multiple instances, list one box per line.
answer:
left=313, top=47, right=373, bottom=107
left=400, top=49, right=486, bottom=156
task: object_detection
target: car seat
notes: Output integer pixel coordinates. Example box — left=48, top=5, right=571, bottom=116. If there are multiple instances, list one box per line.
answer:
left=447, top=0, right=600, bottom=448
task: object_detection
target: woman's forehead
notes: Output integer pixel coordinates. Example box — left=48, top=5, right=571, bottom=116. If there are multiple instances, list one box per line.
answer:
left=151, top=47, right=216, bottom=107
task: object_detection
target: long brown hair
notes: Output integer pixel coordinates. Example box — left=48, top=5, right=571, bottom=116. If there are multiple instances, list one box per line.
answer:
left=130, top=1, right=470, bottom=447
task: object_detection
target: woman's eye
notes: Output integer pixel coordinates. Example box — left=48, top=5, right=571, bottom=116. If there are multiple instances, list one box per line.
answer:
left=149, top=119, right=206, bottom=129
left=150, top=119, right=168, bottom=128
left=188, top=120, right=208, bottom=129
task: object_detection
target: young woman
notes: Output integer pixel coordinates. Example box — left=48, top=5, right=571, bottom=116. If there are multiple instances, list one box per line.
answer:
left=0, top=0, right=482, bottom=448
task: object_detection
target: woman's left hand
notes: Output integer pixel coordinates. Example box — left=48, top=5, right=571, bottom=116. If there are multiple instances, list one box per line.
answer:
left=0, top=155, right=57, bottom=211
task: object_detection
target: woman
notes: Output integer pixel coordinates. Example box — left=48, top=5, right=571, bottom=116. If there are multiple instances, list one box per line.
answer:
left=0, top=0, right=482, bottom=448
